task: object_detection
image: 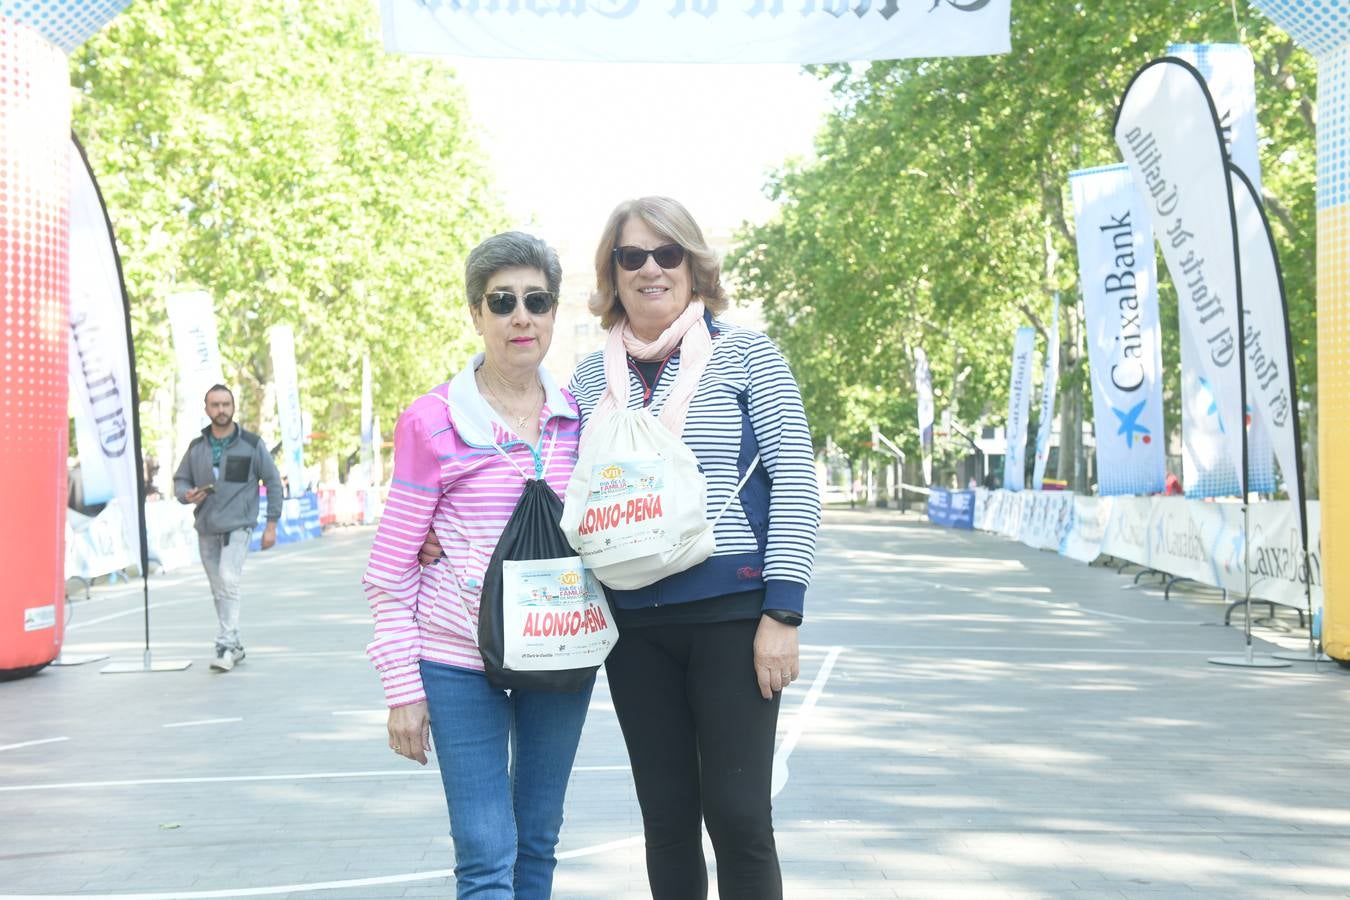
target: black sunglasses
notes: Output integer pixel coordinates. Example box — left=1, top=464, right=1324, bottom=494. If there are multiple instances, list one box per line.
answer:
left=612, top=244, right=686, bottom=272
left=482, top=290, right=557, bottom=316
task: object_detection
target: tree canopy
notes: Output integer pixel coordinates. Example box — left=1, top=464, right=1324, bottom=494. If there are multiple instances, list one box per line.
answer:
left=71, top=0, right=504, bottom=470
left=728, top=1, right=1317, bottom=493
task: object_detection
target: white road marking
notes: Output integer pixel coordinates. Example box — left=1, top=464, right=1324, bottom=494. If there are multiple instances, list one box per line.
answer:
left=0, top=737, right=69, bottom=753
left=0, top=788, right=645, bottom=900
left=837, top=644, right=1243, bottom=655
left=771, top=645, right=842, bottom=798
left=0, top=776, right=642, bottom=899
left=0, top=843, right=630, bottom=900
left=0, top=769, right=439, bottom=793
left=161, top=718, right=242, bottom=729
left=0, top=764, right=631, bottom=793
left=68, top=598, right=198, bottom=630
left=557, top=835, right=644, bottom=859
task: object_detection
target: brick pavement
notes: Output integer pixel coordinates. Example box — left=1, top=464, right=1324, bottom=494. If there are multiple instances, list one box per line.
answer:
left=1, top=509, right=1348, bottom=898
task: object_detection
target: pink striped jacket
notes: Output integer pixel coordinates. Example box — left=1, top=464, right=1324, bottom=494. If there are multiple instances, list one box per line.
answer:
left=363, top=355, right=581, bottom=707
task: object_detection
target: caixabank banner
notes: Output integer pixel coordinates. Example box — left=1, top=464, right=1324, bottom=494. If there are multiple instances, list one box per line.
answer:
left=1070, top=165, right=1166, bottom=496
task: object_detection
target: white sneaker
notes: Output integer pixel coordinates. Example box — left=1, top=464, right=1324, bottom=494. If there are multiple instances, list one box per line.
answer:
left=210, top=647, right=235, bottom=672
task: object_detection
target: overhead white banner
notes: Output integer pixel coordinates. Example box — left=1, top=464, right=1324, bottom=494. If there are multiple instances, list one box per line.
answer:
left=68, top=141, right=142, bottom=564
left=269, top=325, right=306, bottom=495
left=381, top=0, right=1011, bottom=64
left=915, top=347, right=934, bottom=487
left=1031, top=295, right=1059, bottom=489
left=1003, top=326, right=1036, bottom=492
left=1115, top=58, right=1246, bottom=496
left=166, top=291, right=225, bottom=457
left=1070, top=164, right=1166, bottom=496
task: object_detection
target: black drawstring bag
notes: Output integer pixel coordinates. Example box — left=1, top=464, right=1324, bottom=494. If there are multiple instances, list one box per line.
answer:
left=478, top=479, right=610, bottom=692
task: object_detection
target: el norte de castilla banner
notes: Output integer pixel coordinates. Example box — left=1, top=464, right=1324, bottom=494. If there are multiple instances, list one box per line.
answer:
left=380, top=0, right=1011, bottom=64
left=1070, top=164, right=1166, bottom=496
left=1167, top=43, right=1277, bottom=497
left=1114, top=58, right=1248, bottom=497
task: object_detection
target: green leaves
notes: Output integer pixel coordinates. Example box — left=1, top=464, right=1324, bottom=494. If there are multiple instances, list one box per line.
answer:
left=729, top=1, right=1316, bottom=489
left=72, top=0, right=504, bottom=463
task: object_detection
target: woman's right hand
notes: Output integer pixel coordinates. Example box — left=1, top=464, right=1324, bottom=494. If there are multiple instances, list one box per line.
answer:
left=417, top=529, right=443, bottom=567
left=387, top=702, right=431, bottom=765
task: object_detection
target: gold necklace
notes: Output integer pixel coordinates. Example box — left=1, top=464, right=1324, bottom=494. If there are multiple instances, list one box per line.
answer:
left=477, top=370, right=541, bottom=431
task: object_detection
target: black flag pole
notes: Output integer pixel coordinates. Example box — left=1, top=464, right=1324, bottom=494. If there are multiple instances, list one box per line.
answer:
left=70, top=133, right=190, bottom=674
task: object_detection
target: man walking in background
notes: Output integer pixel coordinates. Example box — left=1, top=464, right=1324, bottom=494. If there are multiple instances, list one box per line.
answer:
left=174, top=384, right=284, bottom=671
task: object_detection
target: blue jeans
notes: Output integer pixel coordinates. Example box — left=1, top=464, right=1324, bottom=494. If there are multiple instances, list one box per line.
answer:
left=420, top=661, right=594, bottom=899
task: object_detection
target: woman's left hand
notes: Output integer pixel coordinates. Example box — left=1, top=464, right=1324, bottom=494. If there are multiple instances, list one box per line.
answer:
left=754, top=616, right=800, bottom=700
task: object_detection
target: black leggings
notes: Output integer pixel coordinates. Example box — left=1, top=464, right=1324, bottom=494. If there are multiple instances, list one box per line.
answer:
left=605, top=618, right=783, bottom=900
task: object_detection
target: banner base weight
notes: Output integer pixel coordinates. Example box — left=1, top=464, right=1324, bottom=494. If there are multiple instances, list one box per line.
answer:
left=1271, top=648, right=1334, bottom=663
left=1208, top=649, right=1291, bottom=669
left=102, top=650, right=191, bottom=674
left=51, top=652, right=109, bottom=666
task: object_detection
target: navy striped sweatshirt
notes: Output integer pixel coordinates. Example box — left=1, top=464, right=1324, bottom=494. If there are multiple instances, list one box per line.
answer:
left=568, top=317, right=821, bottom=616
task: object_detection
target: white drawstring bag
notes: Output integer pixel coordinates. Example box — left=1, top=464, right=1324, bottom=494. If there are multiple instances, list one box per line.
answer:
left=560, top=408, right=757, bottom=591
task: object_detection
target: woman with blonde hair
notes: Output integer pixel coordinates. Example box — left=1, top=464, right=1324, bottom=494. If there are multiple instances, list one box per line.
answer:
left=569, top=196, right=821, bottom=899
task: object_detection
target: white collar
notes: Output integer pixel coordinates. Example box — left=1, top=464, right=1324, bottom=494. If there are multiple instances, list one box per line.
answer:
left=443, top=353, right=576, bottom=448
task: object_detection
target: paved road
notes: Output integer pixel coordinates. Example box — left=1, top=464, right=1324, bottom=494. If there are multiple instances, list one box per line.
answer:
left=2, top=509, right=1349, bottom=899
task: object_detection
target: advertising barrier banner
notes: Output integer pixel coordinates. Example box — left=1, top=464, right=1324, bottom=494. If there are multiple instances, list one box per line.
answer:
left=1018, top=491, right=1075, bottom=552
left=251, top=491, right=322, bottom=550
left=1062, top=496, right=1113, bottom=563
left=971, top=490, right=1322, bottom=611
left=65, top=502, right=135, bottom=582
left=381, top=0, right=1012, bottom=64
left=1070, top=164, right=1166, bottom=495
left=927, top=488, right=975, bottom=529
left=143, top=500, right=200, bottom=572
left=1100, top=496, right=1153, bottom=567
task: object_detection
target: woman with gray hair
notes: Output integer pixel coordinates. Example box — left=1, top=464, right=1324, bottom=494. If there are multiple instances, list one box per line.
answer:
left=364, top=231, right=591, bottom=898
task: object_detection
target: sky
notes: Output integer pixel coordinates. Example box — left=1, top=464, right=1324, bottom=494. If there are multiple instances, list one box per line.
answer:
left=446, top=59, right=838, bottom=264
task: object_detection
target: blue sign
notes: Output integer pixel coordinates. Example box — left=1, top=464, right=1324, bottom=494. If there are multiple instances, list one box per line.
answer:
left=927, top=489, right=976, bottom=529
left=251, top=491, right=323, bottom=550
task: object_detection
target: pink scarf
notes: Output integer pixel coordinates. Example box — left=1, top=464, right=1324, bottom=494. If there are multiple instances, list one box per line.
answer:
left=584, top=299, right=713, bottom=446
